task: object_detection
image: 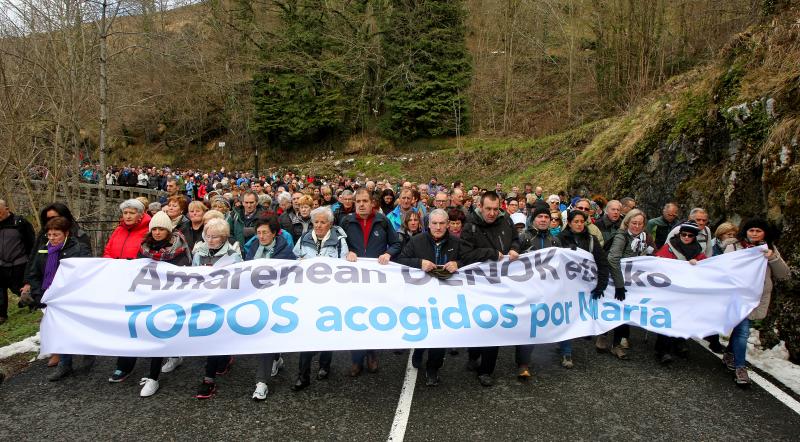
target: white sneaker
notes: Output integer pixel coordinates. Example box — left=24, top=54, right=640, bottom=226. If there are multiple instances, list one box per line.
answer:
left=161, top=357, right=183, bottom=373
left=139, top=378, right=160, bottom=397
left=271, top=357, right=284, bottom=377
left=620, top=338, right=630, bottom=349
left=252, top=382, right=268, bottom=400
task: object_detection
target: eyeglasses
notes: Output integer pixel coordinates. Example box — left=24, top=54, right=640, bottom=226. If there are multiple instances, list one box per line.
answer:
left=679, top=232, right=696, bottom=238
left=575, top=206, right=590, bottom=211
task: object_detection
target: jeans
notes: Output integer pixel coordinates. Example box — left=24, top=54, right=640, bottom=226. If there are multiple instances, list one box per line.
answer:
left=559, top=340, right=572, bottom=356
left=116, top=356, right=163, bottom=380
left=726, top=318, right=750, bottom=369
left=59, top=354, right=73, bottom=367
left=255, top=353, right=278, bottom=384
left=351, top=349, right=376, bottom=366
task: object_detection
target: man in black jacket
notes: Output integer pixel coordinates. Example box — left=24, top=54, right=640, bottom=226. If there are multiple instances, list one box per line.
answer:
left=397, top=209, right=470, bottom=386
left=460, top=191, right=520, bottom=387
left=341, top=188, right=401, bottom=376
left=0, top=200, right=35, bottom=324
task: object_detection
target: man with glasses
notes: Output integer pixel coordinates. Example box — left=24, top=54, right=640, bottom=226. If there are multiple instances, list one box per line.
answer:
left=461, top=191, right=520, bottom=387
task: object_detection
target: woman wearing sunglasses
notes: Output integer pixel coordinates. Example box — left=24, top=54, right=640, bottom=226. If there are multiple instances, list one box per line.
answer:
left=653, top=221, right=707, bottom=364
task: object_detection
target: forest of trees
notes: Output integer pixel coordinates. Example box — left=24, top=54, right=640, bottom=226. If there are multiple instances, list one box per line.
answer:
left=0, top=0, right=769, bottom=211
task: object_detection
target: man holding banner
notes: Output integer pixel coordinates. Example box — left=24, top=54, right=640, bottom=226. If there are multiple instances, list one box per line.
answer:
left=397, top=209, right=472, bottom=386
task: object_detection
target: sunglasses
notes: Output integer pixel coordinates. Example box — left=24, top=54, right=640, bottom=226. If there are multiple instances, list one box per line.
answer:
left=679, top=232, right=696, bottom=238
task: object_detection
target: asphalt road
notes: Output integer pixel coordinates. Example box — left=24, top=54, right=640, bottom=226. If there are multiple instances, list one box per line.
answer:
left=1, top=329, right=798, bottom=441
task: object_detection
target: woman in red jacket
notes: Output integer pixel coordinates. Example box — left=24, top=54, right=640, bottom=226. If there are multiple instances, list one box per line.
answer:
left=654, top=220, right=707, bottom=364
left=102, top=199, right=151, bottom=259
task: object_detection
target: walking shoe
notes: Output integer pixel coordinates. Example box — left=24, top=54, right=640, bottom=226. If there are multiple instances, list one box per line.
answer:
left=595, top=335, right=609, bottom=352
left=659, top=353, right=674, bottom=365
left=349, top=363, right=362, bottom=377
left=619, top=338, right=630, bottom=349
left=366, top=354, right=379, bottom=373
left=47, top=355, right=60, bottom=367
left=708, top=340, right=725, bottom=354
left=291, top=377, right=310, bottom=392
left=216, top=356, right=234, bottom=376
left=271, top=357, right=284, bottom=377
left=734, top=367, right=751, bottom=386
left=477, top=374, right=494, bottom=387
left=195, top=379, right=216, bottom=399
left=47, top=365, right=73, bottom=382
left=517, top=366, right=532, bottom=381
left=465, top=358, right=480, bottom=372
left=611, top=346, right=627, bottom=359
left=108, top=369, right=130, bottom=383
left=425, top=369, right=440, bottom=387
left=722, top=352, right=735, bottom=371
left=561, top=355, right=574, bottom=369
left=317, top=366, right=330, bottom=380
left=161, top=357, right=183, bottom=373
left=139, top=378, right=160, bottom=397
left=252, top=382, right=268, bottom=400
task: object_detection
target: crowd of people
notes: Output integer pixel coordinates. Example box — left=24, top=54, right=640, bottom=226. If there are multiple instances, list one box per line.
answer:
left=0, top=169, right=790, bottom=400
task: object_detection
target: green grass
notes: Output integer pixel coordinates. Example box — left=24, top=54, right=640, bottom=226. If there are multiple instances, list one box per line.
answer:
left=0, top=293, right=42, bottom=348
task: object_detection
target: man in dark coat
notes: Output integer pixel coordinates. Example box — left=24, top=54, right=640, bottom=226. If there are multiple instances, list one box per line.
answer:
left=460, top=191, right=520, bottom=387
left=397, top=209, right=471, bottom=386
left=341, top=188, right=401, bottom=376
left=0, top=199, right=35, bottom=323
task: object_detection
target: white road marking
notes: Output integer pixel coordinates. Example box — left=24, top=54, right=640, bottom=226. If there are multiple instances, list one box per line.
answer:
left=694, top=338, right=800, bottom=415
left=387, top=352, right=418, bottom=441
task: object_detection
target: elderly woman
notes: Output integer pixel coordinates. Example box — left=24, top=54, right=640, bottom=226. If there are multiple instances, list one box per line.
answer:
left=291, top=207, right=349, bottom=391
left=20, top=216, right=92, bottom=381
left=108, top=211, right=192, bottom=396
left=103, top=199, right=151, bottom=259
left=165, top=195, right=189, bottom=229
left=605, top=209, right=655, bottom=359
left=723, top=218, right=790, bottom=386
left=147, top=202, right=162, bottom=217
left=193, top=218, right=243, bottom=399
left=180, top=200, right=208, bottom=250
left=287, top=195, right=313, bottom=244
left=245, top=215, right=296, bottom=400
left=398, top=211, right=423, bottom=251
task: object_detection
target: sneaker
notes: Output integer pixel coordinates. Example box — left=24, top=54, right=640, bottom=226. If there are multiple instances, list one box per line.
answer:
left=722, top=352, right=735, bottom=371
left=465, top=359, right=479, bottom=372
left=517, top=367, right=532, bottom=381
left=108, top=369, right=130, bottom=383
left=425, top=369, right=440, bottom=387
left=195, top=379, right=216, bottom=399
left=734, top=367, right=751, bottom=386
left=139, top=378, right=160, bottom=397
left=47, top=365, right=73, bottom=382
left=161, top=357, right=183, bottom=373
left=291, top=377, right=310, bottom=392
left=317, top=367, right=329, bottom=380
left=478, top=374, right=494, bottom=387
left=595, top=335, right=609, bottom=352
left=270, top=357, right=284, bottom=377
left=216, top=356, right=234, bottom=376
left=619, top=338, right=630, bottom=349
left=611, top=346, right=627, bottom=359
left=561, top=355, right=574, bottom=369
left=252, top=382, right=268, bottom=400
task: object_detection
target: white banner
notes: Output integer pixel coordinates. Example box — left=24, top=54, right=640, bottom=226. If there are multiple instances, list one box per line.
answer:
left=40, top=247, right=768, bottom=357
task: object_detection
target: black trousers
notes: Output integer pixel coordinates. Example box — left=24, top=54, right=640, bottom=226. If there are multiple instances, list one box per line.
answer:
left=612, top=324, right=630, bottom=345
left=204, top=355, right=231, bottom=379
left=0, top=264, right=25, bottom=318
left=412, top=348, right=446, bottom=372
left=116, top=356, right=163, bottom=380
left=298, top=351, right=332, bottom=381
left=468, top=346, right=499, bottom=376
left=655, top=335, right=686, bottom=355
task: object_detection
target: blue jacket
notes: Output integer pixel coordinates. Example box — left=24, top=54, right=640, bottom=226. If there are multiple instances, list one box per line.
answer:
left=293, top=227, right=349, bottom=259
left=243, top=229, right=294, bottom=256
left=386, top=205, right=417, bottom=232
left=245, top=234, right=296, bottom=260
left=340, top=212, right=401, bottom=258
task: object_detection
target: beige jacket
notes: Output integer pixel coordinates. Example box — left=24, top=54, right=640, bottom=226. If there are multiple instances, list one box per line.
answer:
left=724, top=243, right=791, bottom=320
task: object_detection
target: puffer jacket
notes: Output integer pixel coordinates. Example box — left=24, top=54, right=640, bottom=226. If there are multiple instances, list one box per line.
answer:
left=293, top=226, right=349, bottom=259
left=724, top=242, right=790, bottom=320
left=519, top=226, right=559, bottom=252
left=245, top=234, right=296, bottom=260
left=103, top=213, right=151, bottom=259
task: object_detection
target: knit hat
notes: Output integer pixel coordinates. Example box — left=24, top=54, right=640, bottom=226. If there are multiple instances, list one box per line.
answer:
left=532, top=206, right=551, bottom=220
left=510, top=212, right=527, bottom=226
left=678, top=220, right=700, bottom=235
left=149, top=211, right=173, bottom=232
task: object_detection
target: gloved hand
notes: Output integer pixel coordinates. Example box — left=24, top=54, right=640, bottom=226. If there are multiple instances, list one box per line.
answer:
left=18, top=292, right=35, bottom=307
left=591, top=288, right=605, bottom=299
left=614, top=287, right=626, bottom=302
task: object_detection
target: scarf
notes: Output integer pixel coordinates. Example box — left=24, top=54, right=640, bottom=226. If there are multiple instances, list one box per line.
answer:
left=739, top=238, right=765, bottom=249
left=140, top=233, right=187, bottom=262
left=549, top=227, right=561, bottom=237
left=253, top=240, right=277, bottom=259
left=628, top=230, right=648, bottom=255
left=312, top=229, right=332, bottom=254
left=42, top=241, right=65, bottom=292
left=668, top=235, right=702, bottom=260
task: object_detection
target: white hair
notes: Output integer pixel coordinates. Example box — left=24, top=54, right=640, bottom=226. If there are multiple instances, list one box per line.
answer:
left=119, top=199, right=145, bottom=213
left=203, top=218, right=230, bottom=238
left=310, top=206, right=334, bottom=223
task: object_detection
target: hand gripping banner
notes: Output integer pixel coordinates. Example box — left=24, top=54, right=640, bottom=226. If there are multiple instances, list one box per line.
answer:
left=40, top=247, right=768, bottom=357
